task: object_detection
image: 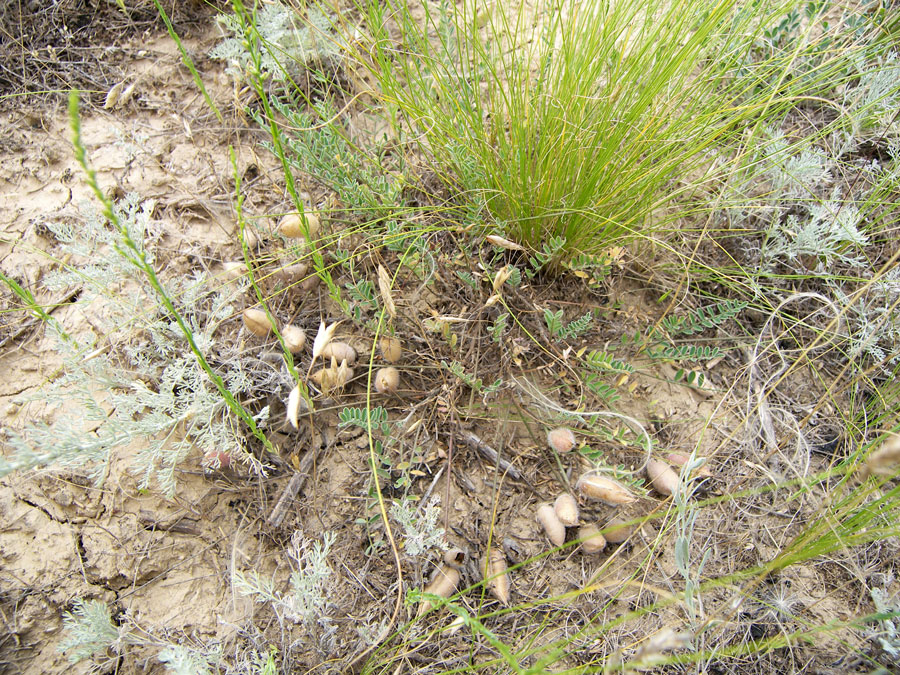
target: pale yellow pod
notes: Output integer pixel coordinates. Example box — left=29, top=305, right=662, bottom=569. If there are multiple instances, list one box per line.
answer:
left=578, top=524, right=607, bottom=554
left=272, top=263, right=309, bottom=284
left=243, top=308, right=274, bottom=337
left=374, top=367, right=399, bottom=395
left=321, top=341, right=357, bottom=364
left=553, top=493, right=579, bottom=526
left=536, top=502, right=566, bottom=547
left=547, top=427, right=577, bottom=453
left=646, top=459, right=679, bottom=497
left=222, top=261, right=245, bottom=280
left=603, top=516, right=634, bottom=544
left=484, top=548, right=510, bottom=605
left=380, top=336, right=402, bottom=363
left=417, top=563, right=460, bottom=616
left=282, top=325, right=306, bottom=354
left=278, top=212, right=320, bottom=239
left=576, top=474, right=637, bottom=506
left=243, top=227, right=260, bottom=249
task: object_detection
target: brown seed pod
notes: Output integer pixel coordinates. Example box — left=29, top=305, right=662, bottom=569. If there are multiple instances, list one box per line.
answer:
left=243, top=308, right=275, bottom=337
left=553, top=493, right=579, bottom=526
left=272, top=263, right=309, bottom=284
left=417, top=563, right=460, bottom=617
left=374, top=367, right=400, bottom=395
left=278, top=212, right=320, bottom=239
left=484, top=548, right=510, bottom=605
left=547, top=427, right=577, bottom=453
left=578, top=524, right=607, bottom=554
left=646, top=459, right=680, bottom=497
left=443, top=548, right=466, bottom=569
left=321, top=341, right=357, bottom=364
left=380, top=336, right=402, bottom=363
left=576, top=473, right=637, bottom=506
left=603, top=516, right=634, bottom=544
left=536, top=502, right=566, bottom=547
left=282, top=325, right=306, bottom=354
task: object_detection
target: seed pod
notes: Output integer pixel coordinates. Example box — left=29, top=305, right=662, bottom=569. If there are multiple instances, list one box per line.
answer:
left=646, top=459, right=679, bottom=497
left=374, top=367, right=399, bottom=395
left=321, top=341, right=357, bottom=364
left=578, top=524, right=607, bottom=554
left=243, top=227, right=260, bottom=249
left=272, top=263, right=309, bottom=284
left=547, top=427, right=577, bottom=453
left=417, top=564, right=460, bottom=617
left=380, top=336, right=402, bottom=363
left=576, top=473, right=637, bottom=506
left=243, top=308, right=274, bottom=337
left=222, top=261, right=245, bottom=280
left=554, top=493, right=579, bottom=526
left=603, top=516, right=634, bottom=544
left=278, top=212, right=320, bottom=239
left=443, top=548, right=466, bottom=569
left=536, top=502, right=566, bottom=547
left=282, top=325, right=306, bottom=354
left=484, top=548, right=510, bottom=605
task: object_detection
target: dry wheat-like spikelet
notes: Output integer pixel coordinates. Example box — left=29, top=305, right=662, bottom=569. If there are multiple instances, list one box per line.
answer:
left=286, top=385, right=302, bottom=429
left=312, top=320, right=341, bottom=360
left=862, top=434, right=900, bottom=478
left=377, top=264, right=396, bottom=319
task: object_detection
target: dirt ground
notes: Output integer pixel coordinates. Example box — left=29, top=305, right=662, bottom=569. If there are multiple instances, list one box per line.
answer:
left=0, top=3, right=895, bottom=674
